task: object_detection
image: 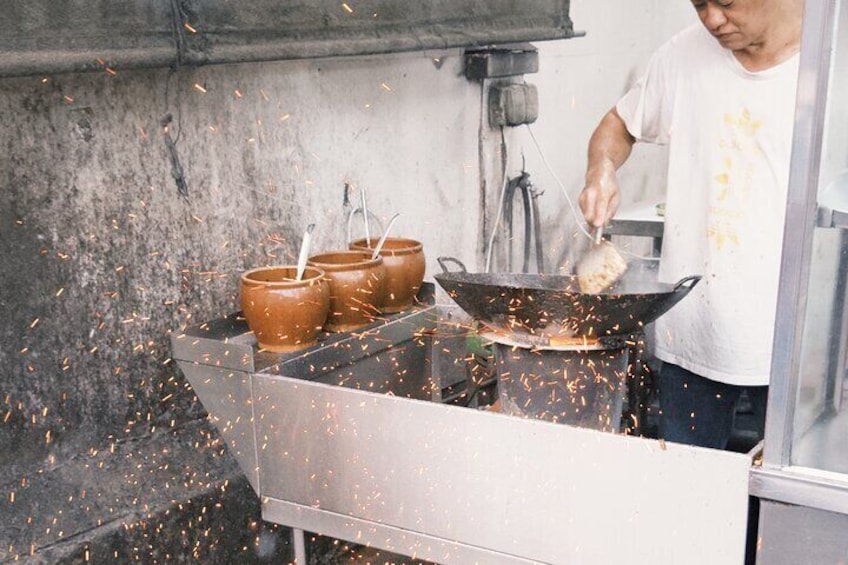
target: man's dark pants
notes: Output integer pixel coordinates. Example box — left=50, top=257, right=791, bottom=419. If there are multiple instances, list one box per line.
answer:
left=658, top=362, right=767, bottom=449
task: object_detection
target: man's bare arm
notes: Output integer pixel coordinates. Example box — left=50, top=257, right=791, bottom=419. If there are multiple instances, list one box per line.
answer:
left=580, top=108, right=636, bottom=227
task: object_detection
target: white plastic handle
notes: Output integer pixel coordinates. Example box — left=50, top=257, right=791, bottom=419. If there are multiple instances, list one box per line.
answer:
left=295, top=223, right=316, bottom=281
left=371, top=213, right=401, bottom=260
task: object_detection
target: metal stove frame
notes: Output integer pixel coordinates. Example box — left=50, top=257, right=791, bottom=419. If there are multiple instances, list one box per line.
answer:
left=172, top=286, right=756, bottom=564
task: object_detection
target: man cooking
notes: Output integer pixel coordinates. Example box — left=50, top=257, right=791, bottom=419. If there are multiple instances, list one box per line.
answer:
left=579, top=0, right=804, bottom=450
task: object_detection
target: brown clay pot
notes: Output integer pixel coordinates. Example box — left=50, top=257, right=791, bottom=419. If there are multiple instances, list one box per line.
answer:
left=240, top=265, right=330, bottom=352
left=307, top=251, right=387, bottom=332
left=349, top=237, right=425, bottom=314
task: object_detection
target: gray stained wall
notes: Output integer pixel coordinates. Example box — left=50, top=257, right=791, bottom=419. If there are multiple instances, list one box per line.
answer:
left=0, top=51, right=482, bottom=561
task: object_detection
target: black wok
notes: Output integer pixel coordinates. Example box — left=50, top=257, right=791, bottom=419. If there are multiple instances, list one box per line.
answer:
left=434, top=257, right=700, bottom=339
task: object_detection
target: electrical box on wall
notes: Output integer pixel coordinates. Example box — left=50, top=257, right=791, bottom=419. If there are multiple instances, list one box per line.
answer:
left=489, top=83, right=539, bottom=127
left=464, top=44, right=539, bottom=80
left=463, top=43, right=541, bottom=127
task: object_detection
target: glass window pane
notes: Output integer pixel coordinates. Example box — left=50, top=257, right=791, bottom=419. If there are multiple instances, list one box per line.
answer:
left=791, top=0, right=848, bottom=473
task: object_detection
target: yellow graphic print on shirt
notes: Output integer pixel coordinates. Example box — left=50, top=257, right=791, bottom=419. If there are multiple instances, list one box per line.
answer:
left=709, top=108, right=762, bottom=250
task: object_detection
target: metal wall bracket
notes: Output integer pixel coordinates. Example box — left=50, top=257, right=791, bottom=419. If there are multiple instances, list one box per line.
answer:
left=464, top=43, right=539, bottom=80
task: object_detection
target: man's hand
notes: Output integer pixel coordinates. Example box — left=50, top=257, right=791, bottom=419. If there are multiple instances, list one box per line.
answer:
left=580, top=161, right=621, bottom=228
left=580, top=108, right=635, bottom=228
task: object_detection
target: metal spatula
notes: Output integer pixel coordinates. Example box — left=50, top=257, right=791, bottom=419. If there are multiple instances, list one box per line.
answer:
left=575, top=227, right=628, bottom=294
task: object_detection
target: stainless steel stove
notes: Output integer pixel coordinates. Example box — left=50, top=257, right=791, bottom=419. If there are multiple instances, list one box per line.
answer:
left=171, top=283, right=756, bottom=564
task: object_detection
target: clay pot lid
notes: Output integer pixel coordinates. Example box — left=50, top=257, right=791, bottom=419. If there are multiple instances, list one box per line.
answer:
left=241, top=265, right=325, bottom=287
left=308, top=251, right=382, bottom=271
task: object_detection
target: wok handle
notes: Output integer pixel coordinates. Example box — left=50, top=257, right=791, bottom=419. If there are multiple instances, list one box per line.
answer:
left=673, top=275, right=702, bottom=291
left=437, top=256, right=468, bottom=273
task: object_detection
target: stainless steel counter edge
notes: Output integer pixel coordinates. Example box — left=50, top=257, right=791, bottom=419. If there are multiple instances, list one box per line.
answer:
left=170, top=312, right=257, bottom=373
left=261, top=306, right=437, bottom=378
left=750, top=465, right=848, bottom=516
left=171, top=306, right=438, bottom=376
left=262, top=498, right=544, bottom=565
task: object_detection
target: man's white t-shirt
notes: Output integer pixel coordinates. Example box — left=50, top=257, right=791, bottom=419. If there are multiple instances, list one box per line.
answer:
left=616, top=23, right=799, bottom=386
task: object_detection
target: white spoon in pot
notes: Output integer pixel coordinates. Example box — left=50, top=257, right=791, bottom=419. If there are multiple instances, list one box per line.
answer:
left=371, top=213, right=401, bottom=260
left=360, top=188, right=371, bottom=247
left=295, top=223, right=316, bottom=281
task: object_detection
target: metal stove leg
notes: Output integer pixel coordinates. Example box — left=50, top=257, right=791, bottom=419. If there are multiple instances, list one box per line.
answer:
left=293, top=528, right=307, bottom=564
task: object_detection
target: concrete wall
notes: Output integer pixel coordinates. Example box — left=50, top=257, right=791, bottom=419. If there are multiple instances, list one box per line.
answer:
left=0, top=1, right=695, bottom=561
